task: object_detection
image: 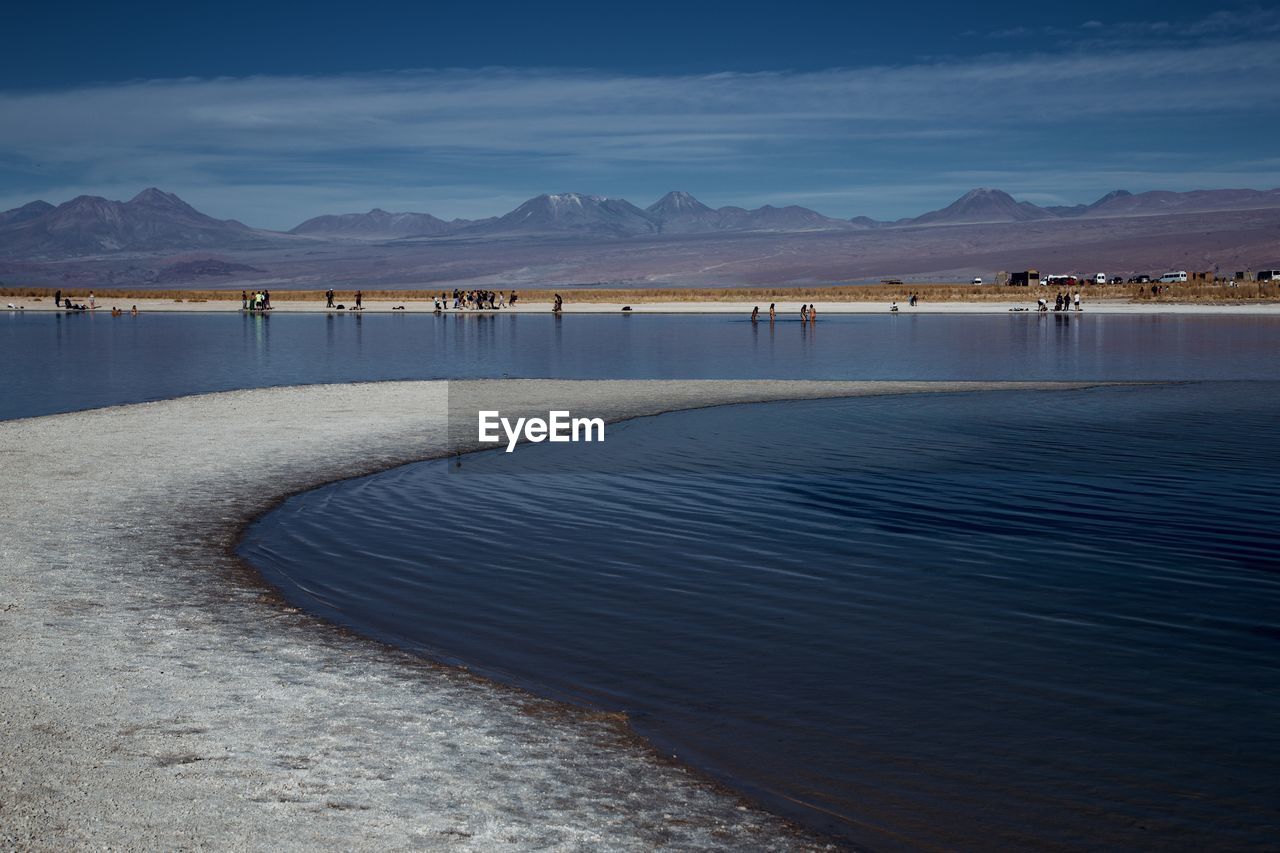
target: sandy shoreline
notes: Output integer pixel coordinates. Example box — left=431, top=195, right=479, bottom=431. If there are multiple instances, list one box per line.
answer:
left=1, top=380, right=1115, bottom=848
left=5, top=296, right=1280, bottom=315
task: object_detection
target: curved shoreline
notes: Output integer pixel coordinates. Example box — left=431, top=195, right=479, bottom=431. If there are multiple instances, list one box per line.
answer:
left=1, top=379, right=1104, bottom=849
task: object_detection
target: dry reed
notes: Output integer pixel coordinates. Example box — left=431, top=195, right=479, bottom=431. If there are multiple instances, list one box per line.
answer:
left=2, top=282, right=1276, bottom=303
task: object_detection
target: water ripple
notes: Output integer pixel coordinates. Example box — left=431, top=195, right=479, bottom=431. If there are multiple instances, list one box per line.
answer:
left=241, top=383, right=1280, bottom=849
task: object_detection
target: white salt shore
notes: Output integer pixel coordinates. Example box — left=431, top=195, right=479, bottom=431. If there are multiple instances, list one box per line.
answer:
left=0, top=379, right=1100, bottom=849
left=8, top=296, right=1280, bottom=315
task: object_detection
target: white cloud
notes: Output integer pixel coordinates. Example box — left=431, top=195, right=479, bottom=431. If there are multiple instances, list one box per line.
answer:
left=1, top=25, right=1278, bottom=227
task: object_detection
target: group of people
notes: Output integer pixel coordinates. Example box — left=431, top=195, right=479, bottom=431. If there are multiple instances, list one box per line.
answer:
left=47, top=289, right=137, bottom=314
left=1037, top=291, right=1082, bottom=312
left=435, top=289, right=517, bottom=311
left=323, top=289, right=364, bottom=309
left=54, top=289, right=94, bottom=310
left=50, top=289, right=135, bottom=313
left=242, top=290, right=273, bottom=311
left=750, top=303, right=818, bottom=322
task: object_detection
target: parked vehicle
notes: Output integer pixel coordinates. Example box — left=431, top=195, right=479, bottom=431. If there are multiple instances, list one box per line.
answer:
left=1109, top=276, right=1124, bottom=284
left=972, top=277, right=983, bottom=285
left=1158, top=271, right=1188, bottom=283
left=1129, top=274, right=1152, bottom=283
left=1094, top=273, right=1107, bottom=285
left=1257, top=269, right=1280, bottom=282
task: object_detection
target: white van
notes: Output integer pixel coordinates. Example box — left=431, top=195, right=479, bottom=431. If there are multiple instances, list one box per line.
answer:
left=1094, top=273, right=1107, bottom=285
left=972, top=277, right=983, bottom=285
left=1158, top=271, right=1188, bottom=283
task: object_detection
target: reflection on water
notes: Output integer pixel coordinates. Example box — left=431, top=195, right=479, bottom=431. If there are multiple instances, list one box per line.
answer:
left=243, top=310, right=270, bottom=359
left=5, top=312, right=1280, bottom=421
left=241, top=384, right=1280, bottom=849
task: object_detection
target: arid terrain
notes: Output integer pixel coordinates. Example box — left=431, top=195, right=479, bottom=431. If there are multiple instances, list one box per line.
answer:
left=2, top=187, right=1278, bottom=291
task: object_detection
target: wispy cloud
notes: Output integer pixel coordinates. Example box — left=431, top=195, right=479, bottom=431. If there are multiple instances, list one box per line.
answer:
left=984, top=6, right=1280, bottom=44
left=1, top=17, right=1278, bottom=227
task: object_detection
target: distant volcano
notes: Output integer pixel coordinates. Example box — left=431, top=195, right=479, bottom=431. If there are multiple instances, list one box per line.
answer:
left=645, top=191, right=720, bottom=232
left=460, top=193, right=659, bottom=237
left=907, top=188, right=1056, bottom=225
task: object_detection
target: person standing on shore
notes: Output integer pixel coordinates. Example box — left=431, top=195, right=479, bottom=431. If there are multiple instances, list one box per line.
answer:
left=263, top=290, right=271, bottom=310
left=553, top=293, right=563, bottom=313
left=809, top=304, right=817, bottom=322
left=1074, top=291, right=1082, bottom=311
left=88, top=291, right=95, bottom=310
left=325, top=289, right=334, bottom=308
left=769, top=303, right=776, bottom=322
left=355, top=290, right=363, bottom=310
left=800, top=304, right=808, bottom=322
left=54, top=289, right=62, bottom=307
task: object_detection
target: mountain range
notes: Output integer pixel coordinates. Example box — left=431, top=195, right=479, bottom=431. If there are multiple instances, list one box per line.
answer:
left=288, top=190, right=861, bottom=241
left=0, top=188, right=265, bottom=258
left=3, top=185, right=1280, bottom=266
left=281, top=186, right=1280, bottom=241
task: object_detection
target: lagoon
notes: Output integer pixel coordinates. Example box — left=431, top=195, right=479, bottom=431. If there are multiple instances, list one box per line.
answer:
left=239, top=383, right=1280, bottom=848
left=4, top=310, right=1280, bottom=420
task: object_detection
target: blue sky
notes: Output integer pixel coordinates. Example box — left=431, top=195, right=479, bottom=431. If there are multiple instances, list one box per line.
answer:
left=2, top=1, right=1278, bottom=228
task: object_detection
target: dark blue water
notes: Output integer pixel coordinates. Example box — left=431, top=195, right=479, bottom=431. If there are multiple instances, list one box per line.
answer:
left=240, top=384, right=1280, bottom=850
left=5, top=310, right=1280, bottom=419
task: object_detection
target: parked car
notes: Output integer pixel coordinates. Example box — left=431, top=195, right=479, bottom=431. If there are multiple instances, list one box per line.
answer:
left=972, top=277, right=983, bottom=285
left=1129, top=274, right=1151, bottom=283
left=1109, top=276, right=1124, bottom=285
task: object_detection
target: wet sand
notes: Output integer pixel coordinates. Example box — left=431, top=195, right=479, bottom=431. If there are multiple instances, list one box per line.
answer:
left=0, top=379, right=1105, bottom=849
